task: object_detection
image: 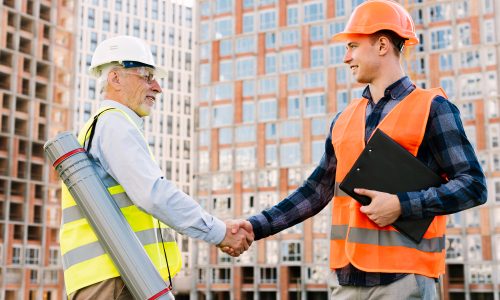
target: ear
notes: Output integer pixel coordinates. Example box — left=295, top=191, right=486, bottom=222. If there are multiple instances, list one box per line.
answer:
left=107, top=70, right=122, bottom=90
left=377, top=36, right=390, bottom=56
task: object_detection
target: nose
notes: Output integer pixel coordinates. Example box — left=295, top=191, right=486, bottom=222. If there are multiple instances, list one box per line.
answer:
left=150, top=79, right=162, bottom=94
left=343, top=50, right=352, bottom=64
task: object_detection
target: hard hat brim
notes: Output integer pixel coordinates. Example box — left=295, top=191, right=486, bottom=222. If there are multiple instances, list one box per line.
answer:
left=331, top=32, right=419, bottom=46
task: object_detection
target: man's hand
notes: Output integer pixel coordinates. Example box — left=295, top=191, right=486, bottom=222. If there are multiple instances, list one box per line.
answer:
left=355, top=188, right=401, bottom=227
left=218, top=219, right=254, bottom=257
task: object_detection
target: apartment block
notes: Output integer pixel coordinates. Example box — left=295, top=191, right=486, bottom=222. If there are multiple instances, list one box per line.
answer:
left=193, top=0, right=500, bottom=300
left=74, top=0, right=196, bottom=297
left=0, top=0, right=76, bottom=299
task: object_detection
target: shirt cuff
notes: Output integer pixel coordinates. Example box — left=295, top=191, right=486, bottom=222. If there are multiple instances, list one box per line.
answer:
left=248, top=213, right=272, bottom=241
left=204, top=217, right=226, bottom=245
left=397, top=191, right=423, bottom=219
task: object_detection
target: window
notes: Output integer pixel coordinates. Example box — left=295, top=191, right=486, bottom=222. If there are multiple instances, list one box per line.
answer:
left=335, top=0, right=345, bottom=17
left=304, top=71, right=324, bottom=89
left=430, top=27, right=452, bottom=50
left=280, top=143, right=300, bottom=166
left=329, top=21, right=345, bottom=37
left=312, top=140, right=324, bottom=163
left=242, top=102, right=255, bottom=123
left=243, top=0, right=253, bottom=7
left=258, top=99, right=277, bottom=121
left=458, top=23, right=471, bottom=47
left=12, top=246, right=22, bottom=264
left=484, top=19, right=495, bottom=44
left=243, top=80, right=255, bottom=97
left=265, top=145, right=277, bottom=166
left=49, top=248, right=60, bottom=266
left=459, top=74, right=482, bottom=99
left=460, top=49, right=480, bottom=68
left=215, top=18, right=233, bottom=38
left=235, top=147, right=256, bottom=170
left=337, top=90, right=348, bottom=111
left=213, top=105, right=234, bottom=126
left=304, top=2, right=323, bottom=23
left=265, top=123, right=277, bottom=139
left=260, top=267, right=277, bottom=283
left=280, top=51, right=300, bottom=72
left=219, top=39, right=232, bottom=56
left=469, top=264, right=493, bottom=284
left=440, top=78, right=455, bottom=99
left=236, top=58, right=256, bottom=79
left=199, top=64, right=210, bottom=85
left=259, top=77, right=277, bottom=94
left=200, top=22, right=210, bottom=41
left=265, top=32, right=276, bottom=49
left=219, top=60, right=233, bottom=81
left=330, top=45, right=345, bottom=65
left=287, top=6, right=298, bottom=25
left=281, top=241, right=302, bottom=262
left=288, top=74, right=300, bottom=91
left=219, top=149, right=233, bottom=171
left=235, top=126, right=256, bottom=142
left=279, top=121, right=301, bottom=138
left=310, top=25, right=323, bottom=42
left=260, top=10, right=276, bottom=30
left=242, top=14, right=254, bottom=33
left=199, top=130, right=210, bottom=146
left=336, top=67, right=347, bottom=84
left=102, top=12, right=110, bottom=31
left=219, top=128, right=232, bottom=144
left=429, top=3, right=450, bottom=22
left=199, top=107, right=209, bottom=129
left=456, top=0, right=469, bottom=19
left=212, top=268, right=231, bottom=284
left=215, top=0, right=232, bottom=14
left=312, top=118, right=328, bottom=136
left=288, top=97, right=300, bottom=118
left=310, top=47, right=324, bottom=68
left=88, top=8, right=95, bottom=28
left=467, top=234, right=482, bottom=261
left=265, top=54, right=277, bottom=74
left=281, top=29, right=300, bottom=46
left=483, top=0, right=494, bottom=14
left=199, top=151, right=209, bottom=173
left=214, top=83, right=233, bottom=100
left=304, top=94, right=326, bottom=116
left=439, top=53, right=453, bottom=71
left=446, top=235, right=464, bottom=261
left=236, top=36, right=256, bottom=53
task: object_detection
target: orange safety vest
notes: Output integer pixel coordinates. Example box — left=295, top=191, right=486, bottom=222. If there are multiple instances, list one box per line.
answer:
left=330, top=87, right=447, bottom=278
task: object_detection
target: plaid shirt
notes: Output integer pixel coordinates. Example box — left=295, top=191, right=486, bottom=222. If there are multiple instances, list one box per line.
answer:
left=248, top=76, right=487, bottom=286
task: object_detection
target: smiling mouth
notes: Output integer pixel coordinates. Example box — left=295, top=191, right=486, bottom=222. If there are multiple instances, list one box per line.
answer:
left=145, top=96, right=156, bottom=105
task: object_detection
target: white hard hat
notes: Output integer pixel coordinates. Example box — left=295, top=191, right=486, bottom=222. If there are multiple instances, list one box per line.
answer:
left=89, top=35, right=167, bottom=78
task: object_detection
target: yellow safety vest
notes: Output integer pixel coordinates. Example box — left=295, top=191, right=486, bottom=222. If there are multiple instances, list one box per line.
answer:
left=60, top=107, right=182, bottom=295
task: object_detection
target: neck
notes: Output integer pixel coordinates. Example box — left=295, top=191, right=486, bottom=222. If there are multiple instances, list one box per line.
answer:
left=369, top=61, right=405, bottom=104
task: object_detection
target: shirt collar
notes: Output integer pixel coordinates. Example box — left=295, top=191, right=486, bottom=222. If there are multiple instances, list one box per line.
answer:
left=362, top=76, right=414, bottom=104
left=100, top=100, right=145, bottom=129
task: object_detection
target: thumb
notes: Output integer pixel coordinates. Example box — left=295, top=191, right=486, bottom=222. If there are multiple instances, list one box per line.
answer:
left=230, top=221, right=239, bottom=234
left=240, top=220, right=253, bottom=233
left=354, top=188, right=376, bottom=198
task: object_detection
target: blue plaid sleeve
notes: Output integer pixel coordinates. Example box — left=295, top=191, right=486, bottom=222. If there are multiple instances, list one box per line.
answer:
left=398, top=96, right=487, bottom=219
left=249, top=117, right=339, bottom=240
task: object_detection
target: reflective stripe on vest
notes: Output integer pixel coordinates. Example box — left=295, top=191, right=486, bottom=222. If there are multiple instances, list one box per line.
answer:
left=330, top=225, right=445, bottom=253
left=329, top=87, right=447, bottom=277
left=63, top=227, right=177, bottom=269
left=60, top=107, right=182, bottom=295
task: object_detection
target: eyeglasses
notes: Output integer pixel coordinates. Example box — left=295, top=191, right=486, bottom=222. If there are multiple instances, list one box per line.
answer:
left=121, top=68, right=156, bottom=84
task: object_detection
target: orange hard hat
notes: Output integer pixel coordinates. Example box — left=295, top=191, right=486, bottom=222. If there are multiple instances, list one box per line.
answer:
left=332, top=0, right=418, bottom=46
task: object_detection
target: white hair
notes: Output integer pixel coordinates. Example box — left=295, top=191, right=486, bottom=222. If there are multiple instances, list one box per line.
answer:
left=96, top=63, right=123, bottom=96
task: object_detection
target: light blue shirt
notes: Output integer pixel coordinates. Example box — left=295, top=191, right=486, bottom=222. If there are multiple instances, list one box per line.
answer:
left=88, top=100, right=226, bottom=244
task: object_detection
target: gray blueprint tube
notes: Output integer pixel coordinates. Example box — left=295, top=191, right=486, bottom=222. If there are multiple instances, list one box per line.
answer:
left=44, top=132, right=174, bottom=300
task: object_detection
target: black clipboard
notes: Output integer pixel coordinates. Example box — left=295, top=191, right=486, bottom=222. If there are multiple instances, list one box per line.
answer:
left=339, top=129, right=444, bottom=243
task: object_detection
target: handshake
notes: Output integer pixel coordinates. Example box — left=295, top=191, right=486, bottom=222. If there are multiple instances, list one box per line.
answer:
left=218, top=219, right=254, bottom=257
